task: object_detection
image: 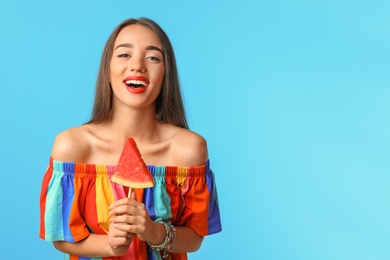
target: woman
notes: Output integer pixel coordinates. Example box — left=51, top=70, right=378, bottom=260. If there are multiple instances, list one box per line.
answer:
left=39, top=17, right=222, bottom=260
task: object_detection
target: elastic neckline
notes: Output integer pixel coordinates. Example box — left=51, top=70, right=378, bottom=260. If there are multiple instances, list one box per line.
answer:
left=49, top=157, right=210, bottom=177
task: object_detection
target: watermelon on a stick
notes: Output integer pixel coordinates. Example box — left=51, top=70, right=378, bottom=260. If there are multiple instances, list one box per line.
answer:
left=111, top=138, right=155, bottom=197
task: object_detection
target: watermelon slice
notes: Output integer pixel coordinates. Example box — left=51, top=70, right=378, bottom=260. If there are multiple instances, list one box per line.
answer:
left=111, top=138, right=155, bottom=189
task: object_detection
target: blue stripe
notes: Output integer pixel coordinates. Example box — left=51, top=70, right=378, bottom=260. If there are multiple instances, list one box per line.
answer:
left=149, top=249, right=162, bottom=260
left=152, top=166, right=172, bottom=221
left=206, top=169, right=222, bottom=234
left=145, top=166, right=157, bottom=220
left=62, top=162, right=75, bottom=242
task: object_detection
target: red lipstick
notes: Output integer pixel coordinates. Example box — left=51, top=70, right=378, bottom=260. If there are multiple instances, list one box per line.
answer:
left=123, top=76, right=149, bottom=94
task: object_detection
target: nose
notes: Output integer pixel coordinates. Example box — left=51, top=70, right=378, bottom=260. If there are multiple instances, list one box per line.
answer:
left=129, top=55, right=146, bottom=73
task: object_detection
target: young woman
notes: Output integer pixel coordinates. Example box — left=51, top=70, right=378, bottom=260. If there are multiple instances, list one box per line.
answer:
left=39, top=17, right=221, bottom=260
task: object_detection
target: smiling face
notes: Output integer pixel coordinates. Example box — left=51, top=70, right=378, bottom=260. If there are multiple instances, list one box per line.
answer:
left=109, top=24, right=165, bottom=110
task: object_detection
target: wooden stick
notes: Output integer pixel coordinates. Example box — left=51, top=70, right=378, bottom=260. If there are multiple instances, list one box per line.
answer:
left=128, top=187, right=132, bottom=198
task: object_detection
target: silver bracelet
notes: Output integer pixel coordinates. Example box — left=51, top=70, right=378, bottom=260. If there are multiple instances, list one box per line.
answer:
left=147, top=221, right=177, bottom=258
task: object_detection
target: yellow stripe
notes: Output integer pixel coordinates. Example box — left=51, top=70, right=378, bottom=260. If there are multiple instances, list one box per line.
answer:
left=176, top=167, right=188, bottom=189
left=95, top=165, right=114, bottom=233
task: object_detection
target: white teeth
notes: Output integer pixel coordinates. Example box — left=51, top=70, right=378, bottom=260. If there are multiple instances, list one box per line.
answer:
left=125, top=80, right=147, bottom=86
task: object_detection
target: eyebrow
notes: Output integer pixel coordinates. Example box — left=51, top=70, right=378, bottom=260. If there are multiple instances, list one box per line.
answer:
left=114, top=43, right=164, bottom=55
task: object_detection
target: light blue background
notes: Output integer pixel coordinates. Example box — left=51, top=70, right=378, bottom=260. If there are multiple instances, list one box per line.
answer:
left=0, top=0, right=389, bottom=259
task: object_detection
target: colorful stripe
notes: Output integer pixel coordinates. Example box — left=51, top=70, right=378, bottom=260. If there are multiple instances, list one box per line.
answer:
left=40, top=157, right=222, bottom=260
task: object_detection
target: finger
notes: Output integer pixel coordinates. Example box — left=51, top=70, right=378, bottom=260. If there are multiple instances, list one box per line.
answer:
left=114, top=222, right=142, bottom=234
left=110, top=228, right=129, bottom=237
left=109, top=205, right=134, bottom=217
left=111, top=231, right=134, bottom=240
left=110, top=235, right=132, bottom=248
left=109, top=204, right=146, bottom=217
left=109, top=197, right=144, bottom=209
left=111, top=214, right=135, bottom=224
left=109, top=223, right=128, bottom=236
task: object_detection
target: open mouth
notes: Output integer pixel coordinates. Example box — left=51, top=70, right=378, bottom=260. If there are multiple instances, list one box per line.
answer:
left=125, top=80, right=148, bottom=89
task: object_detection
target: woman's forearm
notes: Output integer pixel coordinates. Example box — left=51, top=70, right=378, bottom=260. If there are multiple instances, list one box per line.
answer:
left=166, top=226, right=204, bottom=253
left=53, top=233, right=128, bottom=257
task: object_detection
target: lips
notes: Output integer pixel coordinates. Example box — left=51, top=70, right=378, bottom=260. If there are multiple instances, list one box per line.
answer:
left=123, top=76, right=149, bottom=94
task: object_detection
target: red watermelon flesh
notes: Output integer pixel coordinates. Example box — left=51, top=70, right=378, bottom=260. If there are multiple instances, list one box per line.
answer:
left=111, top=138, right=155, bottom=188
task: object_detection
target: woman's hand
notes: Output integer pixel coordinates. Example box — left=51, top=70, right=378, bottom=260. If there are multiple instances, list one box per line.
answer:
left=107, top=220, right=134, bottom=255
left=109, top=192, right=204, bottom=253
left=109, top=192, right=165, bottom=244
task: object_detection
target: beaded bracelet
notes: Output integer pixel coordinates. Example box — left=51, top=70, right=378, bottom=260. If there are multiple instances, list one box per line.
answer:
left=147, top=221, right=177, bottom=259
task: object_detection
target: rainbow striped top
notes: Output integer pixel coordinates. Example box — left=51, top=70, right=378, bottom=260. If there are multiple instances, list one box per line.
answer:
left=39, top=157, right=222, bottom=260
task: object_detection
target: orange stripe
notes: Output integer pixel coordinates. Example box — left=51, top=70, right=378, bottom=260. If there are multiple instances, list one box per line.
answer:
left=186, top=168, right=210, bottom=236
left=68, top=163, right=89, bottom=241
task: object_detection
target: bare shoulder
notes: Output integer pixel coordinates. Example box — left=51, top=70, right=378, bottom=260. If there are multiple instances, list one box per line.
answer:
left=169, top=126, right=209, bottom=166
left=51, top=125, right=91, bottom=162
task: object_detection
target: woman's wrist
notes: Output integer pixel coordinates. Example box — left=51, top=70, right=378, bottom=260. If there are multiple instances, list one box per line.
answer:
left=145, top=220, right=166, bottom=245
left=147, top=221, right=177, bottom=258
left=107, top=238, right=131, bottom=257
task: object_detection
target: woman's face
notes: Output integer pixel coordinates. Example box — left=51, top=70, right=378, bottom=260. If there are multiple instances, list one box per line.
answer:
left=110, top=24, right=165, bottom=110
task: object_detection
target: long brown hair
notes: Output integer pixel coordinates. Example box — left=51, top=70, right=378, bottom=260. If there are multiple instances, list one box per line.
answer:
left=86, top=17, right=188, bottom=129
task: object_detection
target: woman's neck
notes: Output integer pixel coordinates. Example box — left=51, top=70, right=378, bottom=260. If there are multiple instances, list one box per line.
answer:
left=104, top=106, right=162, bottom=142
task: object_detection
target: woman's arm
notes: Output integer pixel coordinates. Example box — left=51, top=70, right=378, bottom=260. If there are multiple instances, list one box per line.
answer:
left=166, top=226, right=204, bottom=253
left=53, top=235, right=116, bottom=258
left=53, top=229, right=132, bottom=258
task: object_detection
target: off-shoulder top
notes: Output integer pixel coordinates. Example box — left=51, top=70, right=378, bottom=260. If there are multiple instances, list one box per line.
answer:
left=39, top=157, right=222, bottom=260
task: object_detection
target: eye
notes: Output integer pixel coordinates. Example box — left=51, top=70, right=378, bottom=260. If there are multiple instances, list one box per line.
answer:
left=118, top=53, right=131, bottom=58
left=146, top=56, right=161, bottom=62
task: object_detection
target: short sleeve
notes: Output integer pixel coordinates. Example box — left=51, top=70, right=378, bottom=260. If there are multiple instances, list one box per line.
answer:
left=39, top=160, right=90, bottom=242
left=175, top=165, right=222, bottom=236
